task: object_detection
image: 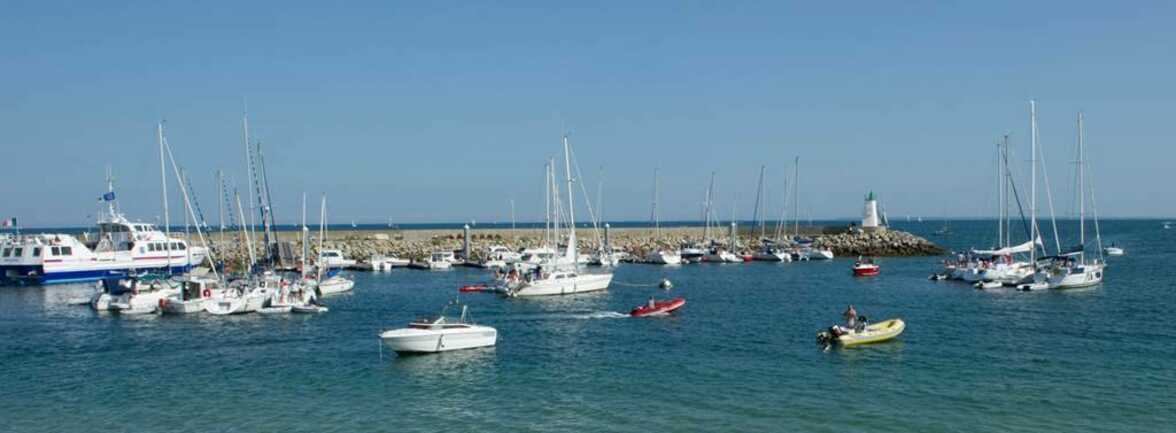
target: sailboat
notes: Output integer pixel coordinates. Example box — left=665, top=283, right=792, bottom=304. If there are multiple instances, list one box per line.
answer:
left=314, top=194, right=355, bottom=296
left=644, top=169, right=682, bottom=265
left=1044, top=113, right=1105, bottom=289
left=1017, top=101, right=1061, bottom=291
left=752, top=165, right=791, bottom=262
left=698, top=173, right=740, bottom=263
left=506, top=136, right=613, bottom=297
left=970, top=135, right=1039, bottom=287
left=789, top=157, right=833, bottom=260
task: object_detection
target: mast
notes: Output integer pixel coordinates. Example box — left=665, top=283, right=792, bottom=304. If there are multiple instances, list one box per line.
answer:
left=544, top=160, right=551, bottom=248
left=1078, top=112, right=1085, bottom=262
left=217, top=170, right=226, bottom=246
left=318, top=194, right=326, bottom=281
left=703, top=172, right=715, bottom=241
left=793, top=156, right=800, bottom=237
left=562, top=135, right=576, bottom=262
left=996, top=138, right=1002, bottom=248
left=242, top=110, right=256, bottom=252
left=1030, top=100, right=1038, bottom=262
left=651, top=169, right=660, bottom=239
left=753, top=165, right=766, bottom=239
left=235, top=191, right=255, bottom=270
left=509, top=197, right=516, bottom=240
left=1002, top=134, right=1011, bottom=248
left=162, top=136, right=221, bottom=281
left=158, top=122, right=172, bottom=273
left=301, top=193, right=308, bottom=279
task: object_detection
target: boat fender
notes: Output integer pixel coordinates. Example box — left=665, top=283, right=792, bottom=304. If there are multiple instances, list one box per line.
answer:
left=202, top=288, right=212, bottom=298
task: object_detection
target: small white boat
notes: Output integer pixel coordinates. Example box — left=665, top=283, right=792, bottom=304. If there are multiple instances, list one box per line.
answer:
left=703, top=248, right=741, bottom=263
left=162, top=274, right=224, bottom=315
left=380, top=302, right=496, bottom=354
left=1104, top=245, right=1124, bottom=256
left=204, top=296, right=252, bottom=315
left=292, top=304, right=329, bottom=314
left=752, top=247, right=792, bottom=262
left=319, top=249, right=356, bottom=269
left=370, top=255, right=410, bottom=271
left=802, top=247, right=834, bottom=260
left=645, top=249, right=682, bottom=265
left=410, top=252, right=454, bottom=270
left=315, top=274, right=355, bottom=295
left=258, top=306, right=293, bottom=314
left=975, top=280, right=1003, bottom=290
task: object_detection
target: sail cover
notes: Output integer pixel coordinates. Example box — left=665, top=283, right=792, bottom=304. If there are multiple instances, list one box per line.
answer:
left=971, top=237, right=1041, bottom=256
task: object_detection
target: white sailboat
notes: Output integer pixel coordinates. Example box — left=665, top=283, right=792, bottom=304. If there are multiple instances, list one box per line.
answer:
left=507, top=136, right=613, bottom=297
left=314, top=194, right=355, bottom=295
left=644, top=169, right=682, bottom=265
left=1045, top=112, right=1105, bottom=289
left=1018, top=101, right=1057, bottom=291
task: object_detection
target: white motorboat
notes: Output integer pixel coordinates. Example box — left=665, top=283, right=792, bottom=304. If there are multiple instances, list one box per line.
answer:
left=1104, top=244, right=1124, bottom=256
left=318, top=249, right=356, bottom=269
left=485, top=245, right=522, bottom=263
left=292, top=304, right=329, bottom=314
left=410, top=252, right=454, bottom=270
left=380, top=302, right=497, bottom=354
left=645, top=249, right=682, bottom=265
left=90, top=274, right=179, bottom=313
left=162, top=274, right=225, bottom=315
left=801, top=247, right=834, bottom=260
left=370, top=255, right=410, bottom=271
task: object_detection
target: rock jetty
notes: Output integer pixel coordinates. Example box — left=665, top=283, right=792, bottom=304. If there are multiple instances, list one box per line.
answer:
left=196, top=226, right=941, bottom=269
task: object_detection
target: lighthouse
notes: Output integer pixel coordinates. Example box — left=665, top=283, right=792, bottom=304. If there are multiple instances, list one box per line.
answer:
left=862, top=191, right=885, bottom=232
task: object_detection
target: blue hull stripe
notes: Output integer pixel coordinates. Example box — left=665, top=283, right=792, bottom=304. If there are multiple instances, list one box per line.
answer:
left=1, top=265, right=191, bottom=285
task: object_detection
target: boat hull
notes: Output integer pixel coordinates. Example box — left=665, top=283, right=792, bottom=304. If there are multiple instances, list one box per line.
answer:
left=630, top=298, right=686, bottom=317
left=510, top=272, right=612, bottom=297
left=380, top=326, right=497, bottom=353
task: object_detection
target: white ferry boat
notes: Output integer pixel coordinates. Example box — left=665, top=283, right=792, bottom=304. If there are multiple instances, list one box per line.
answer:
left=0, top=197, right=207, bottom=285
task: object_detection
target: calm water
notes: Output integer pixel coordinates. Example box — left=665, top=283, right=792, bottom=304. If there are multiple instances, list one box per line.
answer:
left=2, top=220, right=1173, bottom=432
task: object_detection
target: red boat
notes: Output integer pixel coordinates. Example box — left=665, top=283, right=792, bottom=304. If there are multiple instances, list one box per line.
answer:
left=630, top=297, right=686, bottom=317
left=852, top=259, right=880, bottom=277
left=458, top=284, right=487, bottom=292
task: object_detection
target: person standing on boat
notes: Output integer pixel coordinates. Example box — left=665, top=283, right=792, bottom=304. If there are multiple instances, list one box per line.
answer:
left=844, top=305, right=858, bottom=329
left=648, top=296, right=656, bottom=309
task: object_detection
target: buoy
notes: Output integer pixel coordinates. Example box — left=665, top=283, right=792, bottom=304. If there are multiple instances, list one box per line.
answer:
left=658, top=278, right=673, bottom=290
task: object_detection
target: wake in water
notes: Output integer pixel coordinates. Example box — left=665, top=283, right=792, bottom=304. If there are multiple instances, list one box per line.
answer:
left=498, top=311, right=629, bottom=321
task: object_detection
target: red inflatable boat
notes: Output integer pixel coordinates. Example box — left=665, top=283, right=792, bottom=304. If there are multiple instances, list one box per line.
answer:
left=852, top=261, right=880, bottom=277
left=630, top=297, right=686, bottom=317
left=459, top=284, right=487, bottom=292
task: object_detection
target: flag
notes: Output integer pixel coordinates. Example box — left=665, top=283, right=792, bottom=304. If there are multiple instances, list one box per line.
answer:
left=101, top=191, right=117, bottom=202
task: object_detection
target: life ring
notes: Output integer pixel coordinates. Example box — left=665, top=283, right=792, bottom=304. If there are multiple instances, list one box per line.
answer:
left=202, top=288, right=212, bottom=298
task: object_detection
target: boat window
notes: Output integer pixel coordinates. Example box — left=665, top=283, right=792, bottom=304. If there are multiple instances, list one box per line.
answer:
left=32, top=247, right=41, bottom=257
left=568, top=273, right=577, bottom=278
left=60, top=246, right=72, bottom=256
left=51, top=247, right=60, bottom=256
left=171, top=242, right=178, bottom=250
left=148, top=244, right=156, bottom=252
left=178, top=242, right=186, bottom=250
left=13, top=248, right=22, bottom=257
left=1, top=248, right=10, bottom=257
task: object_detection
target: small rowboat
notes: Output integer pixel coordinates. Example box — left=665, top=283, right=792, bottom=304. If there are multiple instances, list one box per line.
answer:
left=817, top=318, right=905, bottom=347
left=852, top=261, right=880, bottom=277
left=630, top=297, right=686, bottom=317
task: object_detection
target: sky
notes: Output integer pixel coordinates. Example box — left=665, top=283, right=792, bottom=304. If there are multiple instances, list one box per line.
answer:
left=2, top=1, right=1174, bottom=227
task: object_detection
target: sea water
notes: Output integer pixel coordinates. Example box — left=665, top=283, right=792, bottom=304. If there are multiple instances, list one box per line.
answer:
left=1, top=220, right=1173, bottom=432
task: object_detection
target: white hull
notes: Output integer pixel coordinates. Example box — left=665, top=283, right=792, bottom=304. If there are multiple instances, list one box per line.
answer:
left=752, top=251, right=792, bottom=262
left=645, top=250, right=682, bottom=265
left=703, top=251, right=741, bottom=263
left=371, top=257, right=410, bottom=271
left=162, top=298, right=206, bottom=314
left=1104, top=247, right=1124, bottom=256
left=1050, top=264, right=1104, bottom=289
left=317, top=276, right=355, bottom=295
left=803, top=249, right=834, bottom=260
left=510, top=272, right=612, bottom=297
left=380, top=326, right=497, bottom=353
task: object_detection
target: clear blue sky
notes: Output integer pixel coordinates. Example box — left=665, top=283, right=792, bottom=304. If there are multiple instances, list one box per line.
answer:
left=3, top=1, right=1173, bottom=227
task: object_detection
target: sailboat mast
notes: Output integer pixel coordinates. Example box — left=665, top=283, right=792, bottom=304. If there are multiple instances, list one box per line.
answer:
left=217, top=170, right=225, bottom=246
left=793, top=156, right=800, bottom=237
left=996, top=139, right=1002, bottom=248
left=651, top=169, right=660, bottom=239
left=1078, top=112, right=1086, bottom=261
left=754, top=165, right=765, bottom=239
left=242, top=111, right=256, bottom=251
left=301, top=193, right=308, bottom=279
left=562, top=135, right=576, bottom=261
left=318, top=194, right=326, bottom=281
left=158, top=122, right=172, bottom=272
left=1030, top=100, right=1038, bottom=262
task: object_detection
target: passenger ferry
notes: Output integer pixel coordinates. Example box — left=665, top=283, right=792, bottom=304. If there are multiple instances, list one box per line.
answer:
left=0, top=195, right=208, bottom=285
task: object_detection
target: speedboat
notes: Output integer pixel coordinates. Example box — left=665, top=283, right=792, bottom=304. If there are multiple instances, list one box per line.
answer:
left=379, top=302, right=497, bottom=354
left=630, top=297, right=685, bottom=317
left=852, top=258, right=880, bottom=277
left=817, top=318, right=905, bottom=348
left=1104, top=245, right=1124, bottom=256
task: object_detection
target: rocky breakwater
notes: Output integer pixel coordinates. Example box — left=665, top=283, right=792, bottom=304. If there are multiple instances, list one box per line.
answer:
left=810, top=229, right=943, bottom=257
